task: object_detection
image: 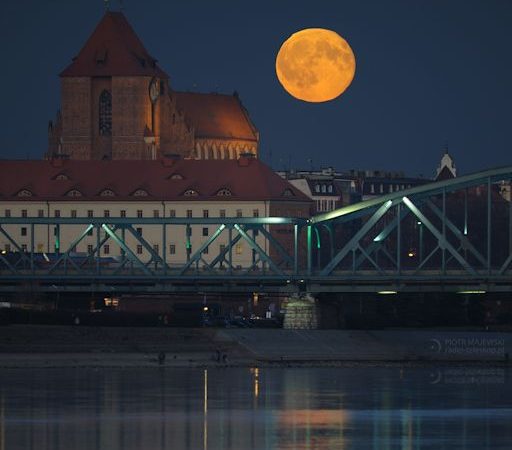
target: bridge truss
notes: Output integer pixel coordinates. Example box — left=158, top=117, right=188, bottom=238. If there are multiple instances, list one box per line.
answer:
left=0, top=166, right=511, bottom=294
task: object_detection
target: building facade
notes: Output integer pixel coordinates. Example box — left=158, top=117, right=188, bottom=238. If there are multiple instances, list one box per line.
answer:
left=0, top=157, right=311, bottom=268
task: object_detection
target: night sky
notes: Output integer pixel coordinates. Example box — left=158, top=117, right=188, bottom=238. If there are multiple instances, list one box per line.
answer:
left=1, top=0, right=511, bottom=177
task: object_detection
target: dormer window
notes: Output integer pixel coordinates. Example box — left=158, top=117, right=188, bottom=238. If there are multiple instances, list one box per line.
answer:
left=216, top=188, right=232, bottom=197
left=169, top=173, right=183, bottom=180
left=66, top=189, right=82, bottom=197
left=183, top=189, right=199, bottom=197
left=282, top=188, right=295, bottom=197
left=54, top=173, right=70, bottom=181
left=315, top=184, right=320, bottom=193
left=132, top=189, right=149, bottom=197
left=99, top=189, right=116, bottom=197
left=328, top=185, right=333, bottom=193
left=17, top=189, right=33, bottom=197
left=321, top=185, right=326, bottom=193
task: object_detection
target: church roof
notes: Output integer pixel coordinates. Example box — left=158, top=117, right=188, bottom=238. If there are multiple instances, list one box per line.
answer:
left=435, top=165, right=456, bottom=181
left=175, top=92, right=258, bottom=142
left=60, top=12, right=168, bottom=78
left=0, top=158, right=310, bottom=204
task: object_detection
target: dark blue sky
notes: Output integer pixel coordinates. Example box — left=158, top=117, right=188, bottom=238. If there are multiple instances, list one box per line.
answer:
left=1, top=0, right=511, bottom=177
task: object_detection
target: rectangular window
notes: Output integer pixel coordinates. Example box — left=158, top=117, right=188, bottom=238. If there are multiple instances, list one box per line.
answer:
left=203, top=209, right=209, bottom=218
left=220, top=209, right=226, bottom=218
left=169, top=244, right=176, bottom=255
left=104, top=244, right=110, bottom=255
left=252, top=209, right=259, bottom=218
left=37, top=243, right=44, bottom=252
left=136, top=245, right=143, bottom=255
left=169, top=209, right=176, bottom=218
left=137, top=210, right=143, bottom=218
left=236, top=209, right=243, bottom=218
left=21, top=209, right=28, bottom=218
left=87, top=244, right=93, bottom=254
left=5, top=209, right=10, bottom=218
left=120, top=210, right=126, bottom=218
left=153, top=209, right=160, bottom=218
left=21, top=244, right=27, bottom=252
left=186, top=209, right=193, bottom=218
left=21, top=227, right=27, bottom=236
left=235, top=243, right=243, bottom=255
left=54, top=210, right=61, bottom=218
left=202, top=227, right=208, bottom=236
left=38, top=209, right=44, bottom=218
left=204, top=245, right=209, bottom=255
left=104, top=210, right=110, bottom=218
left=71, top=210, right=77, bottom=218
left=153, top=244, right=159, bottom=254
left=87, top=210, right=94, bottom=218
left=136, top=227, right=142, bottom=236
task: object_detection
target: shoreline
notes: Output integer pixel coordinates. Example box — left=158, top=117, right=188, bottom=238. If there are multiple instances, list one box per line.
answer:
left=1, top=325, right=511, bottom=368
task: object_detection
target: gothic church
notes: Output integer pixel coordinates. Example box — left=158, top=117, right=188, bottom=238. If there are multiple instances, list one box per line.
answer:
left=47, top=11, right=259, bottom=161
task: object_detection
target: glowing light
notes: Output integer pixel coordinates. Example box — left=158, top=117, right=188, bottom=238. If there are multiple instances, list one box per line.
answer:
left=457, top=290, right=486, bottom=294
left=276, top=28, right=356, bottom=103
left=203, top=306, right=209, bottom=312
left=0, top=250, right=6, bottom=255
left=407, top=251, right=415, bottom=258
left=377, top=290, right=397, bottom=295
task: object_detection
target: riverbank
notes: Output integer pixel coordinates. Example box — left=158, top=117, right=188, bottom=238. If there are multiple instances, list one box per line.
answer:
left=0, top=325, right=510, bottom=368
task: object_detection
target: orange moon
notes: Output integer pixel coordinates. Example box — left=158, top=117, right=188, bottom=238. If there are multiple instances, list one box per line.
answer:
left=275, top=28, right=356, bottom=103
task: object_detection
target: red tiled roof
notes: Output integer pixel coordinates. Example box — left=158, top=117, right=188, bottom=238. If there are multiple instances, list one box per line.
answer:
left=0, top=159, right=310, bottom=203
left=60, top=12, right=168, bottom=78
left=175, top=92, right=257, bottom=141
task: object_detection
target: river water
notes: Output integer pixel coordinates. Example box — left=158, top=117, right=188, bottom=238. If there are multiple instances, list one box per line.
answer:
left=0, top=366, right=510, bottom=449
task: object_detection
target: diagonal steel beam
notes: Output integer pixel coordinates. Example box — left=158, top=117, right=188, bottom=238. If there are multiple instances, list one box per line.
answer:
left=48, top=224, right=93, bottom=274
left=0, top=226, right=32, bottom=268
left=209, top=233, right=242, bottom=269
left=320, top=200, right=394, bottom=276
left=426, top=200, right=487, bottom=267
left=234, top=224, right=283, bottom=275
left=179, top=224, right=226, bottom=275
left=124, top=225, right=165, bottom=267
left=403, top=196, right=476, bottom=275
left=256, top=225, right=294, bottom=267
left=102, top=225, right=152, bottom=276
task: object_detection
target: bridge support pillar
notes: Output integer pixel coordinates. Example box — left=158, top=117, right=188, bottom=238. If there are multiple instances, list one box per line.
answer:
left=283, top=293, right=319, bottom=329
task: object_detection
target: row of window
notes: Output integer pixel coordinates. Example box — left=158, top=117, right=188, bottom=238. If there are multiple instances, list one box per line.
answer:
left=14, top=187, right=235, bottom=198
left=369, top=183, right=412, bottom=194
left=3, top=209, right=261, bottom=218
left=18, top=226, right=260, bottom=239
left=314, top=184, right=334, bottom=194
left=316, top=199, right=337, bottom=212
left=3, top=242, right=246, bottom=256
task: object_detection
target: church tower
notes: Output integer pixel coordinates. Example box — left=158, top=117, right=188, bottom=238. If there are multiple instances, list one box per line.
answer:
left=47, top=11, right=194, bottom=160
left=47, top=11, right=258, bottom=161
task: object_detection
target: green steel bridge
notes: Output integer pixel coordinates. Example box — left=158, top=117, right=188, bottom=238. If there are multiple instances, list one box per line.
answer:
left=0, top=166, right=511, bottom=294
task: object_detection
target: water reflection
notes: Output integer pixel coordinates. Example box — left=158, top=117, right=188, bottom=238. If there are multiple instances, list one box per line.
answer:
left=0, top=366, right=510, bottom=449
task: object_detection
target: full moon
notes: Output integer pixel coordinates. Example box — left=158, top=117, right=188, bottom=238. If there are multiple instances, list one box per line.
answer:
left=275, top=28, right=356, bottom=103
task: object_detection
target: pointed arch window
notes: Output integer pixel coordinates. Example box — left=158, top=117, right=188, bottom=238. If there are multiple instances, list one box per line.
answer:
left=99, top=90, right=112, bottom=136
